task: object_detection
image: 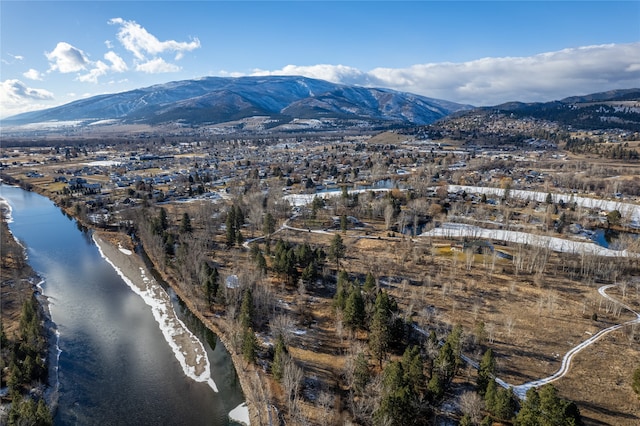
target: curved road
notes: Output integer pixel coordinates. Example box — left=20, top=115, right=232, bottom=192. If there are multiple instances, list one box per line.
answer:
left=508, top=283, right=640, bottom=398
left=247, top=213, right=640, bottom=399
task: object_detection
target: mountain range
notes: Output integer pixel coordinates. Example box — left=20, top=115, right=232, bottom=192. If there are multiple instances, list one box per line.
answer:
left=480, top=88, right=640, bottom=131
left=1, top=76, right=472, bottom=134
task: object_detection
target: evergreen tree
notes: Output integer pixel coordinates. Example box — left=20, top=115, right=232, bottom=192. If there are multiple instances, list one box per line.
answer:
left=263, top=212, right=276, bottom=237
left=401, top=345, right=425, bottom=396
left=477, top=348, right=496, bottom=396
left=340, top=214, right=348, bottom=233
left=427, top=372, right=444, bottom=401
left=201, top=262, right=219, bottom=307
left=435, top=341, right=456, bottom=385
left=633, top=366, right=640, bottom=396
left=516, top=387, right=541, bottom=426
left=157, top=207, right=169, bottom=233
left=343, top=286, right=365, bottom=330
left=364, top=271, right=376, bottom=292
left=493, top=387, right=517, bottom=422
left=515, top=384, right=582, bottom=426
left=179, top=212, right=192, bottom=233
left=484, top=379, right=498, bottom=414
left=352, top=352, right=370, bottom=394
left=328, top=233, right=346, bottom=270
left=240, top=288, right=254, bottom=330
left=446, top=324, right=464, bottom=372
left=255, top=251, right=267, bottom=275
left=35, top=398, right=53, bottom=425
left=272, top=334, right=288, bottom=381
left=300, top=261, right=317, bottom=284
left=226, top=208, right=237, bottom=247
left=375, top=361, right=414, bottom=426
left=242, top=327, right=258, bottom=363
left=369, top=291, right=392, bottom=367
left=459, top=414, right=473, bottom=426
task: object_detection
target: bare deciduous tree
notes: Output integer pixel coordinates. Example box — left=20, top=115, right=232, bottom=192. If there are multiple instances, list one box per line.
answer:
left=283, top=358, right=304, bottom=416
left=459, top=390, right=485, bottom=425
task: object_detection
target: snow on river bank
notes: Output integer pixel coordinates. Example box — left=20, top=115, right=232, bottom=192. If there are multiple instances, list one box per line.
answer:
left=93, top=235, right=219, bottom=392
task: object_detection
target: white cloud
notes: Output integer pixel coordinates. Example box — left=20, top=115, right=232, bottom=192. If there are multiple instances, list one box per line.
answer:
left=78, top=61, right=110, bottom=83
left=45, top=42, right=90, bottom=73
left=104, top=51, right=128, bottom=72
left=2, top=53, right=25, bottom=65
left=136, top=57, right=180, bottom=74
left=247, top=43, right=640, bottom=106
left=366, top=43, right=640, bottom=105
left=0, top=79, right=54, bottom=118
left=23, top=68, right=43, bottom=81
left=109, top=17, right=200, bottom=61
left=251, top=64, right=371, bottom=85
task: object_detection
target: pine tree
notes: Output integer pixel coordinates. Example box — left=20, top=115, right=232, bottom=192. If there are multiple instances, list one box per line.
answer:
left=375, top=361, right=414, bottom=426
left=369, top=291, right=392, bottom=367
left=493, top=387, right=517, bottom=422
left=515, top=387, right=541, bottom=426
left=477, top=348, right=496, bottom=396
left=226, top=208, right=236, bottom=247
left=255, top=251, right=267, bottom=275
left=401, top=345, right=425, bottom=396
left=263, top=212, right=275, bottom=237
left=633, top=366, right=640, bottom=396
left=179, top=212, right=192, bottom=233
left=364, top=271, right=376, bottom=292
left=272, top=334, right=288, bottom=381
left=328, top=233, right=346, bottom=270
left=435, top=341, right=456, bottom=385
left=352, top=352, right=370, bottom=394
left=242, top=327, right=258, bottom=363
left=240, top=288, right=254, bottom=330
left=343, top=286, right=365, bottom=330
left=340, top=214, right=348, bottom=233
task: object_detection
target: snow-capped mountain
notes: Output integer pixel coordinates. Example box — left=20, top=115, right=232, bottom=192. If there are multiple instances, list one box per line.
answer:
left=2, top=76, right=472, bottom=132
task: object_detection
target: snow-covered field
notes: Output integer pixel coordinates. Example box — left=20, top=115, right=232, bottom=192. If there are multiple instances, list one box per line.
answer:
left=449, top=185, right=640, bottom=225
left=283, top=187, right=391, bottom=207
left=420, top=222, right=633, bottom=257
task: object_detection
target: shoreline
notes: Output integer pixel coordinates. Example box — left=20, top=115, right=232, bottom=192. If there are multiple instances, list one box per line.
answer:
left=0, top=194, right=58, bottom=420
left=93, top=233, right=219, bottom=392
left=3, top=184, right=262, bottom=425
left=93, top=231, right=262, bottom=425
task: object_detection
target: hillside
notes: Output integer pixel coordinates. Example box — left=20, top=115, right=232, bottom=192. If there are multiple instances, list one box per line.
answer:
left=0, top=76, right=472, bottom=135
left=478, top=89, right=640, bottom=132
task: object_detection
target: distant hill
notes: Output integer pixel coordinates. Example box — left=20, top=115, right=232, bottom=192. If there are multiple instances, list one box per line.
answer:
left=485, top=88, right=640, bottom=131
left=1, top=76, right=472, bottom=135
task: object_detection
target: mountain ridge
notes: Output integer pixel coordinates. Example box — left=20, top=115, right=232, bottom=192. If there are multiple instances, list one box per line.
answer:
left=1, top=76, right=472, bottom=133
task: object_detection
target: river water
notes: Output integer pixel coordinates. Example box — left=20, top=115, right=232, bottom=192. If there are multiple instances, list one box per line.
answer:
left=0, top=185, right=245, bottom=425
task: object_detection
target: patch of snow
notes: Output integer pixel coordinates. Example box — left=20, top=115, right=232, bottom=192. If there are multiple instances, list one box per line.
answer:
left=118, top=244, right=132, bottom=256
left=226, top=274, right=239, bottom=289
left=229, top=402, right=250, bottom=425
left=85, top=160, right=122, bottom=167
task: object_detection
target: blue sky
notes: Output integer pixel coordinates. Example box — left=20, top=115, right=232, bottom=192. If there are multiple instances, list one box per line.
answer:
left=1, top=1, right=639, bottom=118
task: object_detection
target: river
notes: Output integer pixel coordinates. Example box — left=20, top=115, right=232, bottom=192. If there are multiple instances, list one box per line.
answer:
left=0, top=185, right=245, bottom=425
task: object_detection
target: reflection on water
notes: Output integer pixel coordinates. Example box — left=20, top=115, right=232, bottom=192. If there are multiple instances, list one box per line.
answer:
left=1, top=185, right=244, bottom=425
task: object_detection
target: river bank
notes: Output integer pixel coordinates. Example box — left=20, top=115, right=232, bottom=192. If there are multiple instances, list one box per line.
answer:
left=0, top=187, right=260, bottom=424
left=0, top=196, right=55, bottom=423
left=93, top=230, right=262, bottom=425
